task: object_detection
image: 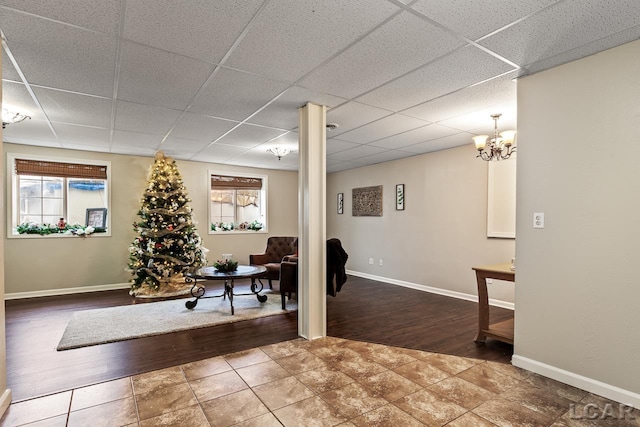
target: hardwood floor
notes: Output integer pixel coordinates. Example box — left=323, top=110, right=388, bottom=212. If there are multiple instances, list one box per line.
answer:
left=5, top=275, right=513, bottom=402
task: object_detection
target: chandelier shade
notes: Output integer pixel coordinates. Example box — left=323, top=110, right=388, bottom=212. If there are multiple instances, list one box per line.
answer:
left=473, top=114, right=516, bottom=161
left=2, top=108, right=31, bottom=129
left=267, top=146, right=290, bottom=160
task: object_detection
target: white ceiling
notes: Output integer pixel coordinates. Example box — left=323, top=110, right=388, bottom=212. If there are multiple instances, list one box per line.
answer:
left=1, top=0, right=639, bottom=172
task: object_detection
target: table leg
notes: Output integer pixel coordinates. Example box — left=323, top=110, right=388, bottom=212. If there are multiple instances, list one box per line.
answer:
left=227, top=279, right=234, bottom=315
left=475, top=272, right=489, bottom=343
left=185, top=276, right=205, bottom=310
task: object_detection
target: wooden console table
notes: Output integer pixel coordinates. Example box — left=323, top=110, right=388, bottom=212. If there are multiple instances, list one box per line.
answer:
left=472, top=263, right=515, bottom=344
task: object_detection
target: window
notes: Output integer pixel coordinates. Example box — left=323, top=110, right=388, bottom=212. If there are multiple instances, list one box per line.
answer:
left=209, top=172, right=267, bottom=233
left=10, top=155, right=110, bottom=236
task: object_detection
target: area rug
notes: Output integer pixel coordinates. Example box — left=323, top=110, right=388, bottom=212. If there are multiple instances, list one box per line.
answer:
left=57, top=290, right=296, bottom=351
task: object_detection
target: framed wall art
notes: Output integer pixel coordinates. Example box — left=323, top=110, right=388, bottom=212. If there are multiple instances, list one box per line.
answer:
left=86, top=208, right=107, bottom=229
left=337, top=193, right=344, bottom=214
left=352, top=185, right=383, bottom=216
left=396, top=184, right=405, bottom=210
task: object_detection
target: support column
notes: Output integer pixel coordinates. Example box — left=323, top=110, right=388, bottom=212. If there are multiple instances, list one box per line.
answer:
left=297, top=102, right=326, bottom=340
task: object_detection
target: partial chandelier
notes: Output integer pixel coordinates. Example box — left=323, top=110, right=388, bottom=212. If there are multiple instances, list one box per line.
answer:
left=472, top=113, right=516, bottom=161
left=267, top=146, right=290, bottom=160
left=2, top=108, right=31, bottom=129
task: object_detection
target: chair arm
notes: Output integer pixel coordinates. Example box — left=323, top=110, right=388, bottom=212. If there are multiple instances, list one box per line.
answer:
left=250, top=253, right=269, bottom=265
left=280, top=261, right=298, bottom=293
left=282, top=255, right=298, bottom=263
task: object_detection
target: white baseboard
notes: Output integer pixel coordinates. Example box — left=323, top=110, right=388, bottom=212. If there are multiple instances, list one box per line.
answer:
left=0, top=389, right=12, bottom=418
left=5, top=283, right=131, bottom=300
left=346, top=270, right=514, bottom=310
left=512, top=355, right=640, bottom=408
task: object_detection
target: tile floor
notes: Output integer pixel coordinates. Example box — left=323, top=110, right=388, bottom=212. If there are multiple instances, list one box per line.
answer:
left=1, top=337, right=638, bottom=426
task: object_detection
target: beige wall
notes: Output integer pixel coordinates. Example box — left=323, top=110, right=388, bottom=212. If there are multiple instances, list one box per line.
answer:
left=514, top=40, right=640, bottom=400
left=3, top=144, right=298, bottom=295
left=327, top=144, right=515, bottom=303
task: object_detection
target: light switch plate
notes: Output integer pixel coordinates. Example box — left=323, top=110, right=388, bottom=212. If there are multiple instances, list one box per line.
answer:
left=533, top=212, right=545, bottom=228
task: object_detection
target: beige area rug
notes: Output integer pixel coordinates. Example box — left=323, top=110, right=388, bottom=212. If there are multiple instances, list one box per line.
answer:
left=57, top=290, right=296, bottom=351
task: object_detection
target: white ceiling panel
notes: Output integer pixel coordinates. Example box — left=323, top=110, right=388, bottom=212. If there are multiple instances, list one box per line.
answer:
left=403, top=72, right=517, bottom=122
left=213, top=124, right=286, bottom=149
left=2, top=49, right=20, bottom=81
left=336, top=114, right=429, bottom=144
left=111, top=130, right=162, bottom=150
left=327, top=144, right=387, bottom=162
left=188, top=67, right=290, bottom=121
left=440, top=105, right=516, bottom=133
left=357, top=149, right=417, bottom=165
left=480, top=0, right=640, bottom=69
left=326, top=138, right=362, bottom=155
left=411, top=0, right=558, bottom=41
left=326, top=102, right=392, bottom=137
left=111, top=145, right=157, bottom=158
left=2, top=81, right=46, bottom=121
left=123, top=0, right=264, bottom=63
left=357, top=45, right=516, bottom=112
left=0, top=9, right=116, bottom=96
left=160, top=136, right=212, bottom=159
left=265, top=131, right=299, bottom=151
left=300, top=11, right=464, bottom=98
left=2, top=119, right=58, bottom=145
left=114, top=101, right=182, bottom=136
left=196, top=143, right=252, bottom=163
left=118, top=41, right=214, bottom=111
left=327, top=159, right=366, bottom=173
left=369, top=123, right=460, bottom=149
left=400, top=132, right=472, bottom=154
left=54, top=124, right=111, bottom=147
left=225, top=0, right=399, bottom=82
left=247, top=86, right=346, bottom=130
left=33, top=87, right=112, bottom=128
left=170, top=113, right=238, bottom=142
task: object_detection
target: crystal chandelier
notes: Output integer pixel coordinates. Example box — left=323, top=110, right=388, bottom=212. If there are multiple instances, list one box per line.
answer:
left=472, top=114, right=516, bottom=161
left=2, top=108, right=31, bottom=129
left=267, top=146, right=290, bottom=160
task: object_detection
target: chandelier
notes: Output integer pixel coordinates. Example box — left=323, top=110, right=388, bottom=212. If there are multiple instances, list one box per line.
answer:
left=2, top=108, right=31, bottom=129
left=267, top=146, right=290, bottom=160
left=472, top=114, right=516, bottom=161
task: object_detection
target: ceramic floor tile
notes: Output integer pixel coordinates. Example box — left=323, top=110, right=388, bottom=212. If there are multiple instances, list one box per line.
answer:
left=296, top=368, right=355, bottom=394
left=232, top=412, right=284, bottom=427
left=181, top=356, right=233, bottom=381
left=358, top=370, right=422, bottom=402
left=395, top=388, right=467, bottom=426
left=569, top=394, right=640, bottom=426
left=136, top=382, right=198, bottom=421
left=223, top=348, right=271, bottom=369
left=519, top=371, right=589, bottom=403
left=298, top=336, right=347, bottom=351
left=13, top=414, right=68, bottom=427
left=272, top=396, right=347, bottom=427
left=445, top=412, right=498, bottom=426
left=139, top=404, right=210, bottom=427
left=351, top=343, right=418, bottom=369
left=502, top=383, right=575, bottom=419
left=0, top=391, right=71, bottom=427
left=275, top=349, right=328, bottom=374
left=190, top=370, right=248, bottom=402
left=456, top=363, right=523, bottom=394
left=308, top=346, right=361, bottom=364
left=200, top=388, right=269, bottom=427
left=70, top=377, right=133, bottom=411
left=350, top=404, right=424, bottom=426
left=472, top=398, right=553, bottom=427
left=413, top=352, right=480, bottom=375
left=67, top=397, right=138, bottom=427
left=260, top=339, right=308, bottom=359
left=393, top=360, right=451, bottom=388
left=320, top=382, right=388, bottom=419
left=132, top=366, right=186, bottom=395
left=335, top=356, right=388, bottom=381
left=235, top=360, right=290, bottom=387
left=252, top=376, right=315, bottom=410
left=428, top=376, right=497, bottom=410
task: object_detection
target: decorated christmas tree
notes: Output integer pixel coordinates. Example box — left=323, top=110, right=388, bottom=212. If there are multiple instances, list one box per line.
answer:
left=128, top=152, right=207, bottom=296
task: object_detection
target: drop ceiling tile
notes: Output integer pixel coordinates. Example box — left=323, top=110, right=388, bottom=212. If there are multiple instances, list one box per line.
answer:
left=356, top=45, right=515, bottom=112
left=327, top=144, right=387, bottom=162
left=111, top=146, right=157, bottom=158
left=54, top=124, right=111, bottom=147
left=440, top=105, right=516, bottom=133
left=247, top=86, right=346, bottom=130
left=195, top=143, right=251, bottom=163
left=1, top=0, right=122, bottom=34
left=326, top=101, right=392, bottom=136
left=2, top=119, right=58, bottom=145
left=123, top=0, right=264, bottom=63
left=2, top=49, right=21, bottom=81
left=327, top=160, right=366, bottom=173
left=357, top=149, right=415, bottom=165
left=369, top=124, right=459, bottom=149
left=170, top=113, right=238, bottom=142
left=33, top=87, right=112, bottom=128
left=159, top=136, right=211, bottom=159
left=400, top=132, right=472, bottom=154
left=214, top=124, right=286, bottom=149
left=402, top=72, right=517, bottom=122
left=336, top=114, right=429, bottom=144
left=60, top=143, right=109, bottom=153
left=301, top=11, right=464, bottom=98
left=480, top=0, right=640, bottom=68
left=266, top=132, right=299, bottom=151
left=114, top=101, right=182, bottom=136
left=225, top=0, right=399, bottom=82
left=118, top=41, right=214, bottom=110
left=188, top=67, right=290, bottom=121
left=111, top=130, right=163, bottom=150
left=411, top=0, right=558, bottom=41
left=326, top=138, right=362, bottom=155
left=0, top=9, right=116, bottom=96
left=2, top=81, right=47, bottom=121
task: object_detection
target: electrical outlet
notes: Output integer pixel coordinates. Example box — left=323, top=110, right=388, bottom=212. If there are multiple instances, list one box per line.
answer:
left=533, top=212, right=545, bottom=228
left=368, top=258, right=374, bottom=265
left=379, top=259, right=383, bottom=266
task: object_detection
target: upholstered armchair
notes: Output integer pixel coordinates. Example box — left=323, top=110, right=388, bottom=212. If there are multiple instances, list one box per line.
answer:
left=279, top=255, right=298, bottom=309
left=249, top=236, right=297, bottom=289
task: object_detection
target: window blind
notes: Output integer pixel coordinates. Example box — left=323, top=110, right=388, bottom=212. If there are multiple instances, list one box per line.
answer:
left=15, top=159, right=107, bottom=180
left=211, top=175, right=262, bottom=190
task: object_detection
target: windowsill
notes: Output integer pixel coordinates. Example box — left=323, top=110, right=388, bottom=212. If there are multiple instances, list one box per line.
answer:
left=8, top=231, right=111, bottom=239
left=208, top=229, right=268, bottom=235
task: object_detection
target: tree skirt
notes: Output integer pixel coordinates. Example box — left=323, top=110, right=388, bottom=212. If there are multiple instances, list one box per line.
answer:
left=57, top=290, right=296, bottom=351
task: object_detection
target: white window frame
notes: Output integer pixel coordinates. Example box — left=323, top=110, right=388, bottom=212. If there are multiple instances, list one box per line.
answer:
left=208, top=170, right=268, bottom=235
left=7, top=153, right=112, bottom=238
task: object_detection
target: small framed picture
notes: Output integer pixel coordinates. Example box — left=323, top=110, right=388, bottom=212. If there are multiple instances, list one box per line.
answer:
left=86, top=208, right=107, bottom=228
left=337, top=193, right=344, bottom=214
left=396, top=184, right=405, bottom=211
